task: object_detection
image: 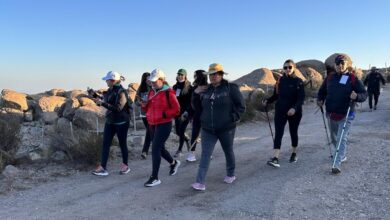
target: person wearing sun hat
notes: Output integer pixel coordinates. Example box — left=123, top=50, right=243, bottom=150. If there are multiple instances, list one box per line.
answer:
left=191, top=63, right=245, bottom=191
left=92, top=71, right=132, bottom=176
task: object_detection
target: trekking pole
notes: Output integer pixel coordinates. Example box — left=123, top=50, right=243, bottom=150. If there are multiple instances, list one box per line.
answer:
left=265, top=104, right=275, bottom=144
left=332, top=101, right=353, bottom=168
left=320, top=106, right=332, bottom=159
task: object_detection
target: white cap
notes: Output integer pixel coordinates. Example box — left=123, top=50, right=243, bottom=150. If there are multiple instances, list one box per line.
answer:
left=149, top=69, right=166, bottom=82
left=102, top=71, right=121, bottom=81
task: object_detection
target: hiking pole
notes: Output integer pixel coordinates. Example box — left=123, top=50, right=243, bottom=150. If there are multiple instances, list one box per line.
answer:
left=265, top=104, right=275, bottom=145
left=320, top=106, right=332, bottom=159
left=332, top=101, right=353, bottom=168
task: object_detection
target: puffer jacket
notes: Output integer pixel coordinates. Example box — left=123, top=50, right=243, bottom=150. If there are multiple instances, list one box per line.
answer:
left=101, top=84, right=131, bottom=124
left=143, top=84, right=180, bottom=125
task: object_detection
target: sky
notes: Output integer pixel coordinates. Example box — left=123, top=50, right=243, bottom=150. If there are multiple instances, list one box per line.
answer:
left=1, top=0, right=390, bottom=93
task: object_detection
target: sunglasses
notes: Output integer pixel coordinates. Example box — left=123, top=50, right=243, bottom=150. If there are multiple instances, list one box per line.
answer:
left=283, top=66, right=293, bottom=70
left=335, top=61, right=346, bottom=66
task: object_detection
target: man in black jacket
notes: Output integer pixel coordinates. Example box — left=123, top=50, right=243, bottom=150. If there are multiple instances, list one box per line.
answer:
left=364, top=67, right=386, bottom=111
left=317, top=55, right=367, bottom=174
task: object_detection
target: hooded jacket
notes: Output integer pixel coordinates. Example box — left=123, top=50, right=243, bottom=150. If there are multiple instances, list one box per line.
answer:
left=143, top=84, right=180, bottom=125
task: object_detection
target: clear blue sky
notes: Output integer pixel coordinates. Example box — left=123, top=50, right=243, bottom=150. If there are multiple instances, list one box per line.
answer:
left=1, top=0, right=389, bottom=93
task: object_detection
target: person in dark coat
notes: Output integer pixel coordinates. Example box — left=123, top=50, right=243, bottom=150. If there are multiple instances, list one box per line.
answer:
left=263, top=59, right=305, bottom=168
left=363, top=67, right=386, bottom=111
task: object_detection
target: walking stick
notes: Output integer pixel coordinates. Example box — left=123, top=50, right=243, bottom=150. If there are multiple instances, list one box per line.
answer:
left=265, top=104, right=275, bottom=145
left=320, top=106, right=332, bottom=159
left=332, top=101, right=353, bottom=168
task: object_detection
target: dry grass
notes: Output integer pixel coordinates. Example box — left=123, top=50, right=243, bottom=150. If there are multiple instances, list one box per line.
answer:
left=0, top=114, right=21, bottom=172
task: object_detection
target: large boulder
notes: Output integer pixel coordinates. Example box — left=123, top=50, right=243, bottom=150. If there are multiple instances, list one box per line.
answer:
left=73, top=105, right=106, bottom=131
left=46, top=89, right=66, bottom=97
left=78, top=97, right=96, bottom=106
left=296, top=59, right=326, bottom=76
left=65, top=90, right=88, bottom=99
left=1, top=89, right=28, bottom=111
left=27, top=93, right=47, bottom=102
left=42, top=112, right=58, bottom=125
left=56, top=117, right=74, bottom=137
left=60, top=98, right=80, bottom=120
left=38, top=96, right=66, bottom=112
left=293, top=68, right=307, bottom=82
left=298, top=67, right=324, bottom=90
left=325, top=53, right=352, bottom=74
left=27, top=99, right=43, bottom=121
left=233, top=68, right=277, bottom=89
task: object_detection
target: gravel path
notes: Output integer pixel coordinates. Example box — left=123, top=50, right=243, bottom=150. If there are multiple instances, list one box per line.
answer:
left=1, top=87, right=389, bottom=220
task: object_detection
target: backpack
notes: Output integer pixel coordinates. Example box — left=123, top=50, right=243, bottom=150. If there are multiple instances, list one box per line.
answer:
left=116, top=87, right=133, bottom=114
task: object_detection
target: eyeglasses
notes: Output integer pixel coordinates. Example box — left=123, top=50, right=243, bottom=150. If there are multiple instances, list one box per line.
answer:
left=335, top=61, right=346, bottom=66
left=283, top=66, right=293, bottom=70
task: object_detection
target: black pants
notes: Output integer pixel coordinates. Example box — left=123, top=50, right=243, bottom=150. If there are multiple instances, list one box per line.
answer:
left=368, top=91, right=380, bottom=109
left=190, top=116, right=202, bottom=151
left=141, top=117, right=151, bottom=154
left=101, top=122, right=129, bottom=169
left=150, top=122, right=174, bottom=179
left=175, top=117, right=190, bottom=151
left=274, top=111, right=302, bottom=149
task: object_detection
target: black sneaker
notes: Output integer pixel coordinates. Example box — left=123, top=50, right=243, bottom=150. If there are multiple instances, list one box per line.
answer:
left=331, top=167, right=341, bottom=174
left=144, top=176, right=161, bottom=187
left=267, top=157, right=280, bottom=168
left=289, top=153, right=298, bottom=163
left=141, top=152, right=147, bottom=160
left=169, top=160, right=181, bottom=176
left=374, top=106, right=377, bottom=110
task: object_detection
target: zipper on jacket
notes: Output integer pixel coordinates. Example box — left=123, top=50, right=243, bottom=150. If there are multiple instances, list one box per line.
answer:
left=210, top=88, right=215, bottom=131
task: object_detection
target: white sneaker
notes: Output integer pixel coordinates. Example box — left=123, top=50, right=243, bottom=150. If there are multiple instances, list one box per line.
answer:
left=186, top=152, right=196, bottom=162
left=341, top=157, right=347, bottom=163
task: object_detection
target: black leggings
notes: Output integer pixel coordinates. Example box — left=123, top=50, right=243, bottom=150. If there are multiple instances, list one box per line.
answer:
left=190, top=116, right=201, bottom=151
left=141, top=117, right=151, bottom=154
left=368, top=92, right=380, bottom=109
left=175, top=117, right=190, bottom=151
left=274, top=111, right=302, bottom=149
left=150, top=122, right=174, bottom=179
left=101, top=122, right=129, bottom=169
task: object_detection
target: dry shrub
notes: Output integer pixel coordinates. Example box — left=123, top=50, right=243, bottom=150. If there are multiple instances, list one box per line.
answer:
left=0, top=113, right=21, bottom=172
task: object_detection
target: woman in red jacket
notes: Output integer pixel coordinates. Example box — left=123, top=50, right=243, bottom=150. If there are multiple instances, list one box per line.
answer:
left=141, top=69, right=181, bottom=187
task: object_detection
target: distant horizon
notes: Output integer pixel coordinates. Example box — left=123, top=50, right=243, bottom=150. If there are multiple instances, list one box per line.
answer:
left=1, top=0, right=390, bottom=94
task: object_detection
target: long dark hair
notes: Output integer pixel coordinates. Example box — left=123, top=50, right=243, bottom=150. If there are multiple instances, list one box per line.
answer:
left=193, top=70, right=208, bottom=86
left=139, top=72, right=150, bottom=93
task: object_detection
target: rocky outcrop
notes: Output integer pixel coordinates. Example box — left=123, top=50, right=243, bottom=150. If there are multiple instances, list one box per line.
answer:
left=233, top=68, right=277, bottom=88
left=297, top=59, right=326, bottom=76
left=1, top=89, right=28, bottom=111
left=38, top=96, right=66, bottom=112
left=73, top=105, right=106, bottom=131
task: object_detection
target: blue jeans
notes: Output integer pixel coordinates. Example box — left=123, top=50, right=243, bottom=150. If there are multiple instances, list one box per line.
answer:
left=196, top=128, right=236, bottom=184
left=328, top=117, right=353, bottom=168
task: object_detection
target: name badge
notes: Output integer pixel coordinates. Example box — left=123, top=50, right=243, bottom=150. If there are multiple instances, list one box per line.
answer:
left=176, top=89, right=181, bottom=97
left=339, top=75, right=349, bottom=84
